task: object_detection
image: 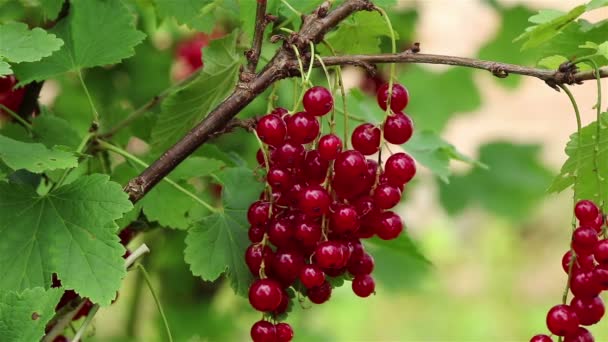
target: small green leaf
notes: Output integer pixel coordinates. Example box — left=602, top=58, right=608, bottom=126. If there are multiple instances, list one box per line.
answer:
left=0, top=287, right=63, bottom=342
left=578, top=41, right=608, bottom=65
left=154, top=0, right=214, bottom=32
left=514, top=5, right=585, bottom=50
left=587, top=0, right=608, bottom=10
left=31, top=113, right=82, bottom=150
left=0, top=60, right=10, bottom=75
left=170, top=156, right=225, bottom=180
left=0, top=134, right=78, bottom=173
left=213, top=166, right=264, bottom=210
left=324, top=11, right=397, bottom=54
left=39, top=0, right=64, bottom=19
left=0, top=22, right=63, bottom=63
left=537, top=55, right=569, bottom=69
left=0, top=174, right=133, bottom=305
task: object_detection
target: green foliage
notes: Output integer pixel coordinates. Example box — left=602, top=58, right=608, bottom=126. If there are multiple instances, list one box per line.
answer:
left=38, top=0, right=64, bottom=19
left=151, top=32, right=241, bottom=152
left=0, top=134, right=78, bottom=173
left=0, top=174, right=132, bottom=305
left=324, top=11, right=396, bottom=55
left=31, top=112, right=82, bottom=150
left=13, top=0, right=146, bottom=83
left=549, top=113, right=608, bottom=206
left=185, top=167, right=264, bottom=296
left=154, top=0, right=214, bottom=32
left=0, top=22, right=63, bottom=75
left=0, top=287, right=63, bottom=342
left=514, top=4, right=585, bottom=50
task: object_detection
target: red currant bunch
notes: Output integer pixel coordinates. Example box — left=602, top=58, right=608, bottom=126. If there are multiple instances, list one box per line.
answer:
left=0, top=75, right=26, bottom=118
left=531, top=199, right=607, bottom=342
left=246, top=83, right=415, bottom=341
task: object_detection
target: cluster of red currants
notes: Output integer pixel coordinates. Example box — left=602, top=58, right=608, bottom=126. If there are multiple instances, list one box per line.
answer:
left=0, top=75, right=26, bottom=117
left=531, top=200, right=608, bottom=342
left=246, top=82, right=415, bottom=341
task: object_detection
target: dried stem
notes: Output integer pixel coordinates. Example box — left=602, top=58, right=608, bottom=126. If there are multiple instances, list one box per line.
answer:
left=245, top=0, right=269, bottom=73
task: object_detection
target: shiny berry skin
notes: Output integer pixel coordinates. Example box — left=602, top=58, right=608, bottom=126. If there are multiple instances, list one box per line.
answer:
left=351, top=123, right=381, bottom=155
left=384, top=112, right=414, bottom=145
left=562, top=251, right=595, bottom=273
left=256, top=114, right=287, bottom=146
left=294, top=220, right=322, bottom=248
left=248, top=279, right=283, bottom=312
left=376, top=211, right=403, bottom=240
left=245, top=244, right=274, bottom=276
left=594, top=239, right=608, bottom=264
left=377, top=83, right=409, bottom=112
left=274, top=290, right=290, bottom=315
left=176, top=34, right=208, bottom=70
left=590, top=214, right=604, bottom=232
left=384, top=152, right=416, bottom=186
left=575, top=200, right=600, bottom=224
left=275, top=322, right=294, bottom=342
left=572, top=227, right=599, bottom=255
left=330, top=204, right=360, bottom=234
left=304, top=150, right=329, bottom=184
left=287, top=112, right=320, bottom=144
left=334, top=150, right=367, bottom=179
left=570, top=271, right=602, bottom=298
left=546, top=304, right=579, bottom=336
left=300, top=265, right=326, bottom=288
left=307, top=281, right=332, bottom=304
left=303, top=86, right=333, bottom=116
left=563, top=327, right=594, bottom=342
left=352, top=274, right=375, bottom=297
left=318, top=134, right=343, bottom=160
left=530, top=335, right=553, bottom=342
left=272, top=250, right=305, bottom=285
left=593, top=264, right=608, bottom=289
left=347, top=252, right=374, bottom=276
left=299, top=185, right=331, bottom=217
left=0, top=75, right=26, bottom=116
left=315, top=241, right=346, bottom=269
left=271, top=107, right=288, bottom=116
left=570, top=296, right=605, bottom=326
left=267, top=167, right=291, bottom=191
left=248, top=201, right=271, bottom=226
left=373, top=183, right=402, bottom=209
left=251, top=320, right=276, bottom=342
left=268, top=219, right=294, bottom=248
left=272, top=142, right=305, bottom=168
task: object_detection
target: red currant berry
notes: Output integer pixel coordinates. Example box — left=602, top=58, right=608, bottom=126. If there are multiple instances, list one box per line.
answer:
left=315, top=241, right=346, bottom=269
left=304, top=150, right=329, bottom=184
left=299, top=264, right=326, bottom=288
left=248, top=201, right=271, bottom=226
left=530, top=335, right=553, bottom=342
left=334, top=150, right=367, bottom=179
left=272, top=142, right=305, bottom=168
left=303, top=86, right=333, bottom=116
left=307, top=281, right=332, bottom=304
left=275, top=322, right=294, bottom=342
left=330, top=204, right=360, bottom=234
left=594, top=239, right=608, bottom=264
left=575, top=200, right=600, bottom=224
left=272, top=250, right=305, bottom=286
left=347, top=252, right=375, bottom=276
left=351, top=123, right=381, bottom=155
left=593, top=264, right=608, bottom=289
left=590, top=214, right=604, bottom=232
left=267, top=167, right=292, bottom=191
left=299, top=185, right=330, bottom=217
left=562, top=251, right=595, bottom=274
left=318, top=134, right=343, bottom=160
left=376, top=211, right=403, bottom=240
left=0, top=75, right=25, bottom=115
left=572, top=227, right=599, bottom=255
left=563, top=327, right=594, bottom=342
left=251, top=320, right=276, bottom=342
left=570, top=296, right=605, bottom=326
left=377, top=83, right=409, bottom=112
left=268, top=219, right=294, bottom=249
left=245, top=244, right=274, bottom=276
left=271, top=107, right=288, bottom=116
left=384, top=152, right=416, bottom=186
left=546, top=304, right=579, bottom=336
left=352, top=274, right=375, bottom=297
left=286, top=111, right=320, bottom=144
left=373, top=183, right=402, bottom=210
left=294, top=220, right=322, bottom=248
left=55, top=290, right=77, bottom=311
left=384, top=112, right=414, bottom=145
left=570, top=271, right=602, bottom=298
left=257, top=114, right=287, bottom=146
left=256, top=148, right=270, bottom=167
left=273, top=289, right=290, bottom=315
left=248, top=279, right=283, bottom=312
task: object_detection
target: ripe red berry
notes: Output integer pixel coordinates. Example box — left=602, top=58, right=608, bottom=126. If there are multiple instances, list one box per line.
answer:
left=384, top=152, right=416, bottom=186
left=373, top=183, right=402, bottom=210
left=267, top=167, right=292, bottom=191
left=590, top=213, right=604, bottom=232
left=251, top=320, right=276, bottom=342
left=351, top=123, right=381, bottom=155
left=530, top=335, right=553, bottom=342
left=352, top=274, right=375, bottom=297
left=272, top=142, right=305, bottom=168
left=593, top=264, right=608, bottom=289
left=570, top=296, right=605, bottom=326
left=570, top=271, right=602, bottom=298
left=303, top=86, right=333, bottom=116
left=376, top=211, right=403, bottom=240
left=377, top=83, right=409, bottom=112
left=268, top=219, right=294, bottom=249
left=176, top=34, right=208, bottom=70
left=248, top=201, right=271, bottom=226
left=294, top=220, right=322, bottom=248
left=318, top=134, right=343, bottom=160
left=384, top=112, right=414, bottom=145
left=257, top=114, right=287, bottom=146
left=299, top=265, right=326, bottom=288
left=272, top=250, right=305, bottom=286
left=575, top=200, right=600, bottom=224
left=0, top=75, right=25, bottom=115
left=275, top=322, right=294, bottom=342
left=563, top=327, right=594, bottom=342
left=572, top=227, right=599, bottom=255
left=299, top=185, right=330, bottom=217
left=248, top=279, right=283, bottom=312
left=546, top=304, right=579, bottom=336
left=334, top=150, right=367, bottom=180
left=271, top=107, right=288, bottom=116
left=245, top=244, right=274, bottom=276
left=347, top=252, right=375, bottom=276
left=594, top=239, right=608, bottom=264
left=562, top=251, right=595, bottom=274
left=303, top=150, right=329, bottom=184
left=330, top=204, right=360, bottom=234
left=307, top=281, right=332, bottom=304
left=315, top=241, right=346, bottom=269
left=287, top=112, right=320, bottom=144
left=273, top=289, right=290, bottom=315
left=249, top=225, right=265, bottom=245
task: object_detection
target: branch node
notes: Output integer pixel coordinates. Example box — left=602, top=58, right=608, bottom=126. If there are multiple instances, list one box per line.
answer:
left=270, top=34, right=286, bottom=44
left=405, top=42, right=420, bottom=54
left=489, top=63, right=509, bottom=78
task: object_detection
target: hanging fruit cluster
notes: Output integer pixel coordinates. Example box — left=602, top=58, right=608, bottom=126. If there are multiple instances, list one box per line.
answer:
left=246, top=82, right=416, bottom=341
left=531, top=200, right=607, bottom=342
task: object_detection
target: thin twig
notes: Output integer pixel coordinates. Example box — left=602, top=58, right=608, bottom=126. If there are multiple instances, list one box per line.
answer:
left=245, top=0, right=269, bottom=73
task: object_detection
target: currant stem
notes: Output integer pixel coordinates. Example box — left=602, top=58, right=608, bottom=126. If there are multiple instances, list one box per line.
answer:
left=71, top=304, right=99, bottom=342
left=52, top=132, right=94, bottom=191
left=279, top=0, right=301, bottom=16
left=374, top=5, right=397, bottom=114
left=77, top=69, right=100, bottom=124
left=137, top=263, right=174, bottom=342
left=0, top=104, right=32, bottom=130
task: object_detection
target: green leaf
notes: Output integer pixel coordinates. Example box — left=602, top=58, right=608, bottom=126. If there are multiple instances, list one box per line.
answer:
left=0, top=134, right=78, bottom=173
left=440, top=142, right=553, bottom=221
left=537, top=20, right=608, bottom=65
left=0, top=22, right=63, bottom=65
left=514, top=5, right=585, bottom=50
left=537, top=55, right=569, bottom=69
left=587, top=0, right=608, bottom=10
left=0, top=287, right=63, bottom=342
left=154, top=0, right=214, bottom=32
left=170, top=156, right=225, bottom=180
left=0, top=60, right=10, bottom=76
left=0, top=174, right=133, bottom=305
left=403, top=130, right=478, bottom=183
left=39, top=0, right=64, bottom=19
left=13, top=0, right=146, bottom=84
left=324, top=11, right=396, bottom=54
left=578, top=41, right=608, bottom=65
left=548, top=113, right=608, bottom=205
left=151, top=32, right=241, bottom=152
left=31, top=113, right=82, bottom=150
left=184, top=167, right=264, bottom=296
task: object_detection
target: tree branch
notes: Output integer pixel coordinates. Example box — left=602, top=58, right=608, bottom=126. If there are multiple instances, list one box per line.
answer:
left=245, top=0, right=270, bottom=74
